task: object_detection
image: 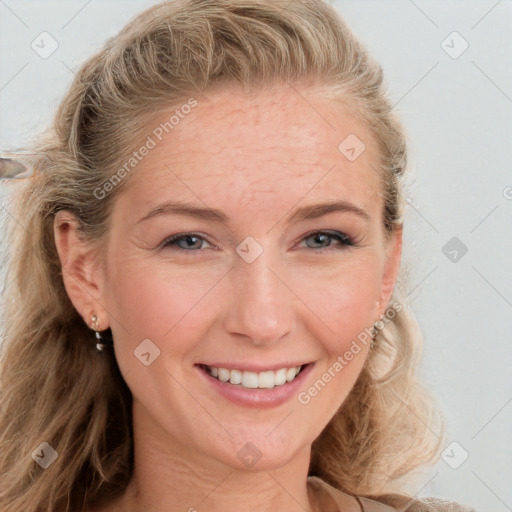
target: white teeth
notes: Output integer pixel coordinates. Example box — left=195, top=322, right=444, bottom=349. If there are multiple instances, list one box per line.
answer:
left=258, top=371, right=275, bottom=389
left=241, top=371, right=259, bottom=389
left=217, top=368, right=230, bottom=382
left=206, top=365, right=303, bottom=389
left=286, top=368, right=296, bottom=382
left=229, top=369, right=242, bottom=385
left=274, top=367, right=286, bottom=386
left=274, top=368, right=287, bottom=386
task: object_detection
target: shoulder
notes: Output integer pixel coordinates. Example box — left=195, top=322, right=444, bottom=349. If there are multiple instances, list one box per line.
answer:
left=359, top=494, right=480, bottom=512
left=307, top=476, right=480, bottom=512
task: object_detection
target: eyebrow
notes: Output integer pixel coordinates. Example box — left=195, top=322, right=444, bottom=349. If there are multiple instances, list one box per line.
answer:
left=135, top=199, right=371, bottom=225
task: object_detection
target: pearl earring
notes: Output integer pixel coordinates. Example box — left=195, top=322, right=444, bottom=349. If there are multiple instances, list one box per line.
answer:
left=91, top=314, right=113, bottom=352
left=371, top=321, right=379, bottom=348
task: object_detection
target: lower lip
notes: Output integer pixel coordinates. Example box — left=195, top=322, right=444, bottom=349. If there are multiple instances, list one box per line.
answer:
left=195, top=363, right=314, bottom=409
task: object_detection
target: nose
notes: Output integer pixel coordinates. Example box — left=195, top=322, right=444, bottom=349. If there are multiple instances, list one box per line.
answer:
left=222, top=253, right=296, bottom=347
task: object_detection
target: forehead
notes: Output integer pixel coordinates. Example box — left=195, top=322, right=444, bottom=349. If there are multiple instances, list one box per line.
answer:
left=116, top=82, right=382, bottom=223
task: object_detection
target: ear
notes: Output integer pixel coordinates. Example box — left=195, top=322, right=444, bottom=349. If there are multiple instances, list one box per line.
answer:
left=53, top=210, right=109, bottom=330
left=376, top=225, right=403, bottom=318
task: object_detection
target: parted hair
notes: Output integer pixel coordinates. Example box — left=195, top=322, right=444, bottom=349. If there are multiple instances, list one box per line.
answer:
left=0, top=0, right=444, bottom=510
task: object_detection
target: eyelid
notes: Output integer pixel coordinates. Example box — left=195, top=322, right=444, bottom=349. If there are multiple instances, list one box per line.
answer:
left=304, top=229, right=353, bottom=243
left=296, top=229, right=356, bottom=249
left=159, top=232, right=216, bottom=251
left=160, top=229, right=357, bottom=253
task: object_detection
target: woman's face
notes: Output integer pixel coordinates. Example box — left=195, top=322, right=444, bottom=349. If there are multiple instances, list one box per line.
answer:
left=94, top=81, right=401, bottom=471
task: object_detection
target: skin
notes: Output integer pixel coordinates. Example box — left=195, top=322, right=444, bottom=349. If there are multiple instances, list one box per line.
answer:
left=54, top=81, right=402, bottom=512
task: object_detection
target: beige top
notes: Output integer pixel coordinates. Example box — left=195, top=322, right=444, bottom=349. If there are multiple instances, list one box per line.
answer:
left=307, top=476, right=480, bottom=512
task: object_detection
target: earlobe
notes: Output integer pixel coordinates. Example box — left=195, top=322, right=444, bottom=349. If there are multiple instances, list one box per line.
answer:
left=376, top=226, right=403, bottom=317
left=53, top=210, right=108, bottom=328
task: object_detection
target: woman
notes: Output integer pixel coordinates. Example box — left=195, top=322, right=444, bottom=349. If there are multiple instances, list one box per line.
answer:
left=0, top=1, right=479, bottom=511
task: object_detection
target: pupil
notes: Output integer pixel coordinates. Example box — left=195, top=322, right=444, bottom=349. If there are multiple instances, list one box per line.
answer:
left=181, top=236, right=198, bottom=249
left=315, top=233, right=328, bottom=246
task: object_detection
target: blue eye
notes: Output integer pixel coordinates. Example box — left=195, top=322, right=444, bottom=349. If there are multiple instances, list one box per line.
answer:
left=301, top=230, right=354, bottom=250
left=161, top=233, right=211, bottom=251
left=160, top=230, right=354, bottom=253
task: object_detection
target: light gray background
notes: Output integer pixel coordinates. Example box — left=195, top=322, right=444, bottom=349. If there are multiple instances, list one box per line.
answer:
left=1, top=1, right=511, bottom=510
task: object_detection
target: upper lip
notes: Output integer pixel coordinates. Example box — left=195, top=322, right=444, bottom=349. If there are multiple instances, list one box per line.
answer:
left=197, top=362, right=312, bottom=372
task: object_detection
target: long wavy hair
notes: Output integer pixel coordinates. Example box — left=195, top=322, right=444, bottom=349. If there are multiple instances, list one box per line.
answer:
left=0, top=0, right=444, bottom=510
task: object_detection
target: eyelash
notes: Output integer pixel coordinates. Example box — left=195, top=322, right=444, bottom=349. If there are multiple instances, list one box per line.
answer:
left=160, top=230, right=356, bottom=253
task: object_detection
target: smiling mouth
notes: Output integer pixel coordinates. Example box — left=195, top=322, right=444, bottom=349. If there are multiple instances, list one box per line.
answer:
left=198, top=364, right=307, bottom=389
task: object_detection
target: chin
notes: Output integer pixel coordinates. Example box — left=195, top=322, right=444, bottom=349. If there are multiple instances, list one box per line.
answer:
left=213, top=431, right=309, bottom=472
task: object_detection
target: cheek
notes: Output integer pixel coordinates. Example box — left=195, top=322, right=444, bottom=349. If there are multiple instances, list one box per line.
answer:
left=104, top=244, right=382, bottom=361
left=295, top=260, right=380, bottom=415
left=298, top=254, right=382, bottom=351
left=104, top=257, right=224, bottom=350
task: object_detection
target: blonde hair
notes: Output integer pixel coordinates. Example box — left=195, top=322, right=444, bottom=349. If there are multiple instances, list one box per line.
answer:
left=0, top=0, right=444, bottom=510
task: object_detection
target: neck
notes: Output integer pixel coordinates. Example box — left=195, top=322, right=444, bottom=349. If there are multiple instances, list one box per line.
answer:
left=108, top=401, right=316, bottom=512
